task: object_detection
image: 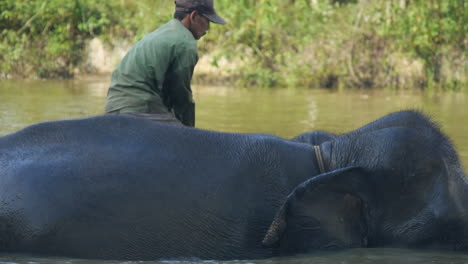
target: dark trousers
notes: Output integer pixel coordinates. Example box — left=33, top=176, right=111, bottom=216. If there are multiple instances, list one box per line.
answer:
left=108, top=111, right=184, bottom=126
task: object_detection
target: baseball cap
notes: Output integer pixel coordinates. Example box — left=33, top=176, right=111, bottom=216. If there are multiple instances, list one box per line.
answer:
left=175, top=0, right=227, bottom=25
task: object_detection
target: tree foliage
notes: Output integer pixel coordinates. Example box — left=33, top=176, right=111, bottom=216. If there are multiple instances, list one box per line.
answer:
left=0, top=0, right=172, bottom=78
left=204, top=0, right=466, bottom=89
left=0, top=0, right=465, bottom=90
left=368, top=0, right=466, bottom=87
left=1, top=0, right=114, bottom=77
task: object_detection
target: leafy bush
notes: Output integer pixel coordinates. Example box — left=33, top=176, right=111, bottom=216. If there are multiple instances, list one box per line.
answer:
left=0, top=0, right=154, bottom=78
left=376, top=0, right=466, bottom=88
left=0, top=0, right=465, bottom=90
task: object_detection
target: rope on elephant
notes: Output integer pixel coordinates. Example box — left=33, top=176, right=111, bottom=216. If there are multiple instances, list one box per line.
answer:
left=314, top=145, right=327, bottom=174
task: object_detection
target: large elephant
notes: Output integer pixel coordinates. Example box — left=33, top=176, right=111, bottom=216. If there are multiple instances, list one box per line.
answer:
left=0, top=111, right=466, bottom=260
left=267, top=111, right=468, bottom=253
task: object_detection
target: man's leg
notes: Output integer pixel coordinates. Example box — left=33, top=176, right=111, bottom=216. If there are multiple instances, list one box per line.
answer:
left=108, top=110, right=184, bottom=126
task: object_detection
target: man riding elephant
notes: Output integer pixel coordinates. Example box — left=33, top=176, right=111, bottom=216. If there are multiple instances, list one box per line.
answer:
left=105, top=0, right=227, bottom=127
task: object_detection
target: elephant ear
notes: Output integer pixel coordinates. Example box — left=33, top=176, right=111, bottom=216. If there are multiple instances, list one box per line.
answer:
left=262, top=167, right=375, bottom=249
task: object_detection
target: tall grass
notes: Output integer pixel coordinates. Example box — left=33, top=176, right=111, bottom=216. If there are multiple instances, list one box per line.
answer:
left=204, top=0, right=466, bottom=90
left=0, top=0, right=465, bottom=90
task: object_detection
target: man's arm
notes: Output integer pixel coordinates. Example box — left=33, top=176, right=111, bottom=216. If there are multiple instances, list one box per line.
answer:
left=165, top=46, right=198, bottom=127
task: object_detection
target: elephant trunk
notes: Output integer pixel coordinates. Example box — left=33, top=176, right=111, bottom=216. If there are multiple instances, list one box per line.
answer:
left=457, top=177, right=468, bottom=218
left=446, top=160, right=468, bottom=220
left=444, top=158, right=468, bottom=250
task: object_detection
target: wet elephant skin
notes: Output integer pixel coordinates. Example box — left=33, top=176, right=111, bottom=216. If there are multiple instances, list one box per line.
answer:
left=0, top=111, right=466, bottom=260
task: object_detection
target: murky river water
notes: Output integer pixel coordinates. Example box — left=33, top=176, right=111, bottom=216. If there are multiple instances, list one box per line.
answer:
left=0, top=78, right=467, bottom=263
left=0, top=248, right=467, bottom=264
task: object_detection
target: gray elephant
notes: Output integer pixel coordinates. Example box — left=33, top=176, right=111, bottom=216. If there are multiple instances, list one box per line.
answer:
left=0, top=110, right=466, bottom=260
left=267, top=111, right=468, bottom=253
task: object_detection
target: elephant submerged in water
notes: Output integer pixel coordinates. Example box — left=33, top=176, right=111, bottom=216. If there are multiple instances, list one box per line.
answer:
left=0, top=111, right=466, bottom=260
left=268, top=111, right=468, bottom=253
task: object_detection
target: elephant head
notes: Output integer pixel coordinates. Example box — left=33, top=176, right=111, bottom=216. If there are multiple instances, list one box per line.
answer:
left=262, top=164, right=468, bottom=253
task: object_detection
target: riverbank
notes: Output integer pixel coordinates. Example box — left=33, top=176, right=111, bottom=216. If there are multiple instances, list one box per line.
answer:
left=79, top=36, right=467, bottom=91
left=1, top=0, right=465, bottom=90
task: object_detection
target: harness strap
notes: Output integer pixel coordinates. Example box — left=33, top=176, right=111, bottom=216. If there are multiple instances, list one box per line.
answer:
left=314, top=145, right=327, bottom=174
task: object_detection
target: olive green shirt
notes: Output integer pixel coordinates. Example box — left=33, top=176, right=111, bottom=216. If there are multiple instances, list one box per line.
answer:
left=105, top=19, right=198, bottom=127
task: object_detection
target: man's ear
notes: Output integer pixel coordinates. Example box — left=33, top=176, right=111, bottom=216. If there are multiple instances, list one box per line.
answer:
left=262, top=167, right=375, bottom=248
left=181, top=10, right=197, bottom=26
left=188, top=10, right=199, bottom=23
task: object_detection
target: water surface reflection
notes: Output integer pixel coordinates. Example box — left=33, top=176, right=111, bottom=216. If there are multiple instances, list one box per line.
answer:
left=1, top=248, right=468, bottom=264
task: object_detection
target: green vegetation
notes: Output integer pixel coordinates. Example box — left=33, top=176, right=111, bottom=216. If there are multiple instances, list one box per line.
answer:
left=0, top=0, right=466, bottom=90
left=0, top=0, right=172, bottom=78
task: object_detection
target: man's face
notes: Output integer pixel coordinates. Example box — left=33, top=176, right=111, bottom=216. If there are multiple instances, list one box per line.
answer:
left=189, top=12, right=210, bottom=40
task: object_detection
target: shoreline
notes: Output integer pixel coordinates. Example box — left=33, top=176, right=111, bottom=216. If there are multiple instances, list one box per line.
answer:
left=2, top=35, right=465, bottom=91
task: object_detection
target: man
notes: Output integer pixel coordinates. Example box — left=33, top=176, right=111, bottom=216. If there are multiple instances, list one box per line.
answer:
left=105, top=0, right=226, bottom=127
